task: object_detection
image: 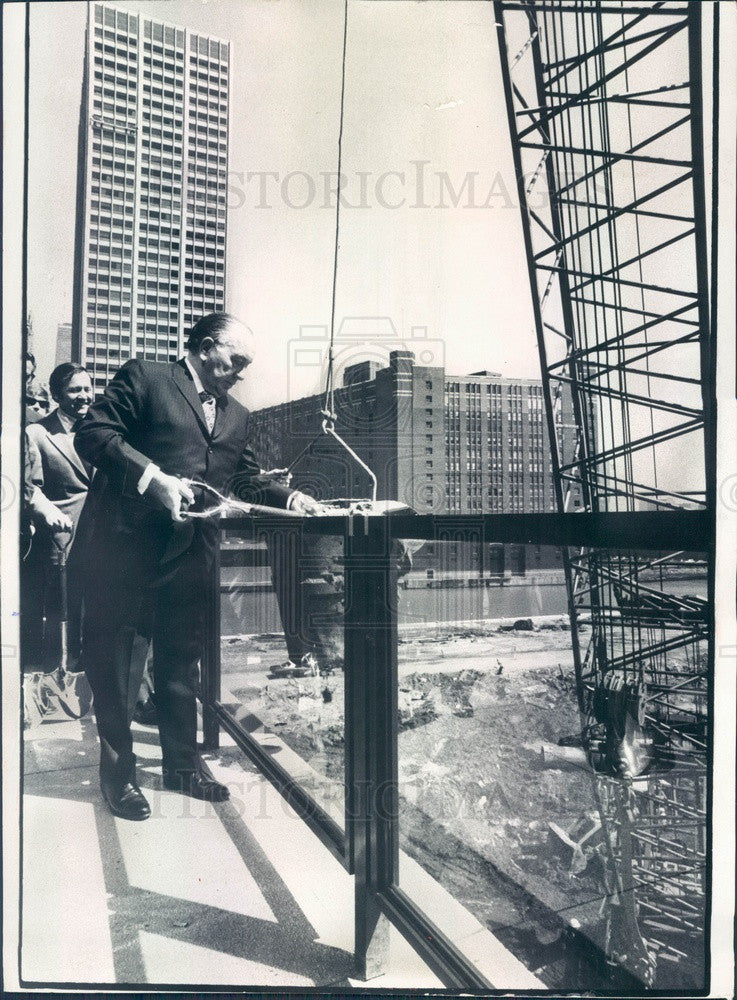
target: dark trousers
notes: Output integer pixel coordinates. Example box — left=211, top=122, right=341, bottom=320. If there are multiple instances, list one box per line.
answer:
left=21, top=530, right=84, bottom=671
left=266, top=529, right=345, bottom=670
left=265, top=530, right=412, bottom=671
left=84, top=534, right=208, bottom=785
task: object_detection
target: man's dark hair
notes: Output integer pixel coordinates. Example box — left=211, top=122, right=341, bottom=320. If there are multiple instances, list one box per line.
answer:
left=49, top=362, right=88, bottom=402
left=185, top=312, right=237, bottom=352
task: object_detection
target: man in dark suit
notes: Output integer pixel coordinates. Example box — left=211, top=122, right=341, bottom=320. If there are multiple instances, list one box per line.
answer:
left=23, top=363, right=94, bottom=668
left=75, top=313, right=319, bottom=820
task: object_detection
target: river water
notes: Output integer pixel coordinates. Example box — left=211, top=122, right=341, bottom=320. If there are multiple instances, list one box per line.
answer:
left=220, top=570, right=707, bottom=636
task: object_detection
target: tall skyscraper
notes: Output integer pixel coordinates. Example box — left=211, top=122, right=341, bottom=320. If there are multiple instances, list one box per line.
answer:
left=72, top=3, right=230, bottom=387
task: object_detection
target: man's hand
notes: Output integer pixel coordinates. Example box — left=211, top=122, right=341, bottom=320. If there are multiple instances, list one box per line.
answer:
left=43, top=507, right=73, bottom=533
left=145, top=471, right=195, bottom=521
left=288, top=491, right=326, bottom=516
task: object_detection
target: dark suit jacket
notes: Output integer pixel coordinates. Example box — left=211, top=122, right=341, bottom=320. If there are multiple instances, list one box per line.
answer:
left=75, top=358, right=291, bottom=575
left=26, top=409, right=93, bottom=554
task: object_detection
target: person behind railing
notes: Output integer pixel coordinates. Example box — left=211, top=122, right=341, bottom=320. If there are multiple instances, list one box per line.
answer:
left=74, top=312, right=322, bottom=821
left=261, top=498, right=345, bottom=679
left=257, top=477, right=418, bottom=680
left=23, top=363, right=94, bottom=672
left=264, top=524, right=417, bottom=680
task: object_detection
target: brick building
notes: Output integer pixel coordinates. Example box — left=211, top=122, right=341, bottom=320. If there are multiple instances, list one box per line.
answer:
left=249, top=350, right=579, bottom=516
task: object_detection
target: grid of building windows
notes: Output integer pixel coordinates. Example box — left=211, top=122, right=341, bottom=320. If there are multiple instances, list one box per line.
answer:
left=74, top=3, right=229, bottom=386
left=85, top=4, right=138, bottom=381
left=445, top=382, right=462, bottom=511
left=441, top=373, right=564, bottom=515
left=488, top=381, right=504, bottom=511
left=183, top=33, right=228, bottom=330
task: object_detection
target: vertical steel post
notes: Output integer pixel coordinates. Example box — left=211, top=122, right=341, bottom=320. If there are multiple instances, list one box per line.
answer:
left=344, top=515, right=398, bottom=980
left=687, top=1, right=715, bottom=521
left=689, top=0, right=717, bottom=980
left=201, top=537, right=221, bottom=751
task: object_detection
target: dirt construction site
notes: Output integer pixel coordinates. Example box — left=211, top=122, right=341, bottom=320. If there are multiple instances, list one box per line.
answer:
left=221, top=616, right=662, bottom=990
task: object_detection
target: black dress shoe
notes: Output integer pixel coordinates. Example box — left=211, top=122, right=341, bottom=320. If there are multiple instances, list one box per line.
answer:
left=162, top=766, right=230, bottom=802
left=101, top=780, right=151, bottom=821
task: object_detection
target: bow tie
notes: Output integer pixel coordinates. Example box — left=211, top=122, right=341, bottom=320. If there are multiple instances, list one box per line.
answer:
left=199, top=390, right=216, bottom=404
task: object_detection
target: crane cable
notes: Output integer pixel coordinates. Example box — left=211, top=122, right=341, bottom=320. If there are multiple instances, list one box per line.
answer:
left=180, top=1, right=364, bottom=521
left=285, top=0, right=379, bottom=505
left=320, top=0, right=349, bottom=433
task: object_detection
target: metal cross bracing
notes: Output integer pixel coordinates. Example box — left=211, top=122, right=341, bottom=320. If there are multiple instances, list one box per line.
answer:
left=495, top=0, right=711, bottom=988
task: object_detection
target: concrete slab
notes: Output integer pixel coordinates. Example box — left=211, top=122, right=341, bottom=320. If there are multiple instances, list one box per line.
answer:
left=346, top=923, right=445, bottom=991
left=22, top=795, right=116, bottom=984
left=116, top=791, right=278, bottom=923
left=397, top=850, right=544, bottom=989
left=460, top=927, right=544, bottom=989
left=206, top=757, right=442, bottom=989
left=234, top=727, right=345, bottom=824
left=24, top=717, right=84, bottom=743
left=23, top=717, right=93, bottom=777
left=20, top=719, right=357, bottom=988
left=137, top=931, right=316, bottom=986
left=20, top=710, right=542, bottom=990
left=206, top=755, right=354, bottom=955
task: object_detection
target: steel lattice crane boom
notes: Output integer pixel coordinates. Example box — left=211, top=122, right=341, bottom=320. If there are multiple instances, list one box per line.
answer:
left=495, top=0, right=712, bottom=988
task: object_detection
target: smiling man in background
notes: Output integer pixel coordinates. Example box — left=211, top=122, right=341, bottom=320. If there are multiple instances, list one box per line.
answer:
left=75, top=312, right=320, bottom=820
left=24, top=362, right=94, bottom=671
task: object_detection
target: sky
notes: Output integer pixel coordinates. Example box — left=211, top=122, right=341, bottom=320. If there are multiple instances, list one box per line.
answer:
left=26, top=0, right=543, bottom=409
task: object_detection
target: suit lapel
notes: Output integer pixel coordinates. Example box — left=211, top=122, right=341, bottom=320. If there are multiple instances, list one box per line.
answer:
left=171, top=360, right=210, bottom=438
left=43, top=412, right=92, bottom=483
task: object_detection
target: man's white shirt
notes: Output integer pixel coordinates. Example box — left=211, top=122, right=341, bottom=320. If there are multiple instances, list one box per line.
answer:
left=56, top=408, right=77, bottom=435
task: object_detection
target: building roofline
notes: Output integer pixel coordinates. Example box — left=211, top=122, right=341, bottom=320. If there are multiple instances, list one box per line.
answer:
left=251, top=373, right=547, bottom=415
left=446, top=373, right=544, bottom=385
left=91, top=1, right=232, bottom=46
